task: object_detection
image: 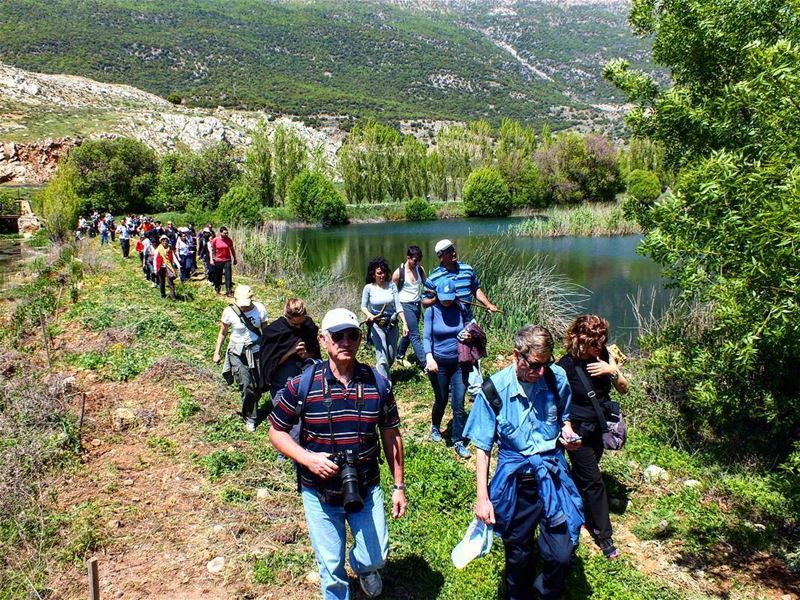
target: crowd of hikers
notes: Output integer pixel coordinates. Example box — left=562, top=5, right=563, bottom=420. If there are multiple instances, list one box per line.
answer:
left=88, top=219, right=631, bottom=600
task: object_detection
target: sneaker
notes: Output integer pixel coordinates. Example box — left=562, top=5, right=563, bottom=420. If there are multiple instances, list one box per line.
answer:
left=598, top=538, right=619, bottom=560
left=244, top=419, right=257, bottom=432
left=359, top=571, right=382, bottom=598
left=454, top=441, right=472, bottom=459
left=430, top=426, right=443, bottom=443
left=151, top=282, right=157, bottom=288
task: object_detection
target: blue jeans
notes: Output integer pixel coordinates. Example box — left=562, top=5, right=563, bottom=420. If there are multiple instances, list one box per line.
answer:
left=429, top=356, right=469, bottom=444
left=369, top=321, right=397, bottom=380
left=302, top=485, right=389, bottom=600
left=398, top=301, right=425, bottom=367
left=468, top=359, right=483, bottom=396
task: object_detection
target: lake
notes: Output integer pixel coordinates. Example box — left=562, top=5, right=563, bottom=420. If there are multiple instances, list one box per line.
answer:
left=281, top=217, right=669, bottom=346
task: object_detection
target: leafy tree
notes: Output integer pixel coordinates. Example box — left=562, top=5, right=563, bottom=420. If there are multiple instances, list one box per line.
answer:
left=405, top=197, right=437, bottom=221
left=287, top=170, right=347, bottom=226
left=606, top=0, right=800, bottom=445
left=243, top=120, right=275, bottom=207
left=217, top=184, right=262, bottom=226
left=624, top=169, right=661, bottom=228
left=38, top=163, right=81, bottom=240
left=152, top=151, right=194, bottom=212
left=273, top=125, right=308, bottom=205
left=463, top=167, right=511, bottom=217
left=187, top=142, right=240, bottom=210
left=67, top=138, right=158, bottom=214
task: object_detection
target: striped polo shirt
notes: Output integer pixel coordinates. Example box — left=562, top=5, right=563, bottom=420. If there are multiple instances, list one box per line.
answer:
left=424, top=261, right=481, bottom=319
left=269, top=361, right=400, bottom=494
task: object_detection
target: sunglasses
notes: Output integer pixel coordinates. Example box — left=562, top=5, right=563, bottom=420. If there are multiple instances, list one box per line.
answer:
left=587, top=338, right=606, bottom=349
left=518, top=353, right=555, bottom=371
left=331, top=329, right=361, bottom=343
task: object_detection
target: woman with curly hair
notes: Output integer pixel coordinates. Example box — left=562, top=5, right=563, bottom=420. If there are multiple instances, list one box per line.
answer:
left=360, top=256, right=408, bottom=379
left=557, top=314, right=629, bottom=559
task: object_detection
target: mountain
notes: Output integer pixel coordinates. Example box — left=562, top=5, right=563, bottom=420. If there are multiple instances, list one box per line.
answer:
left=0, top=0, right=654, bottom=132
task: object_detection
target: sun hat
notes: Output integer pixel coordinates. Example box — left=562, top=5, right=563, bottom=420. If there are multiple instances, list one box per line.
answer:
left=321, top=308, right=360, bottom=333
left=435, top=239, right=454, bottom=255
left=436, top=279, right=457, bottom=302
left=159, top=235, right=168, bottom=241
left=233, top=285, right=254, bottom=308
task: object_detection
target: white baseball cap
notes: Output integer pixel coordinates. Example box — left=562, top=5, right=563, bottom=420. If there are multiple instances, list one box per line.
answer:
left=321, top=308, right=360, bottom=333
left=233, top=285, right=254, bottom=307
left=435, top=239, right=455, bottom=255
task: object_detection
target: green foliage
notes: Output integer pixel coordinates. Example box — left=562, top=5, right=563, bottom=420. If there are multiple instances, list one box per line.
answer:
left=608, top=1, right=800, bottom=453
left=146, top=436, right=177, bottom=457
left=218, top=485, right=253, bottom=504
left=624, top=169, right=661, bottom=228
left=217, top=184, right=263, bottom=226
left=404, top=197, right=437, bottom=221
left=202, top=449, right=247, bottom=481
left=175, top=386, right=201, bottom=421
left=252, top=550, right=312, bottom=585
left=243, top=120, right=275, bottom=207
left=516, top=204, right=639, bottom=238
left=37, top=163, right=81, bottom=241
left=67, top=138, right=158, bottom=214
left=287, top=170, right=348, bottom=226
left=462, top=166, right=511, bottom=217
left=273, top=125, right=309, bottom=204
left=68, top=347, right=150, bottom=382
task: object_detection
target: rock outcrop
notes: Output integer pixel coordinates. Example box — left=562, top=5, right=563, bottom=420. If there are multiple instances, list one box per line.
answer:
left=17, top=199, right=42, bottom=238
left=0, top=138, right=76, bottom=185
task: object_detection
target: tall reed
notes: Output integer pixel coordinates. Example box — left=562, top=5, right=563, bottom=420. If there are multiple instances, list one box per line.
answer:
left=229, top=224, right=303, bottom=286
left=515, top=203, right=640, bottom=238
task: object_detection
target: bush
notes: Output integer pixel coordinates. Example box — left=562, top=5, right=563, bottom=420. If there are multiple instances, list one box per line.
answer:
left=404, top=197, right=437, bottom=221
left=287, top=170, right=348, bottom=226
left=463, top=167, right=512, bottom=217
left=217, top=184, right=262, bottom=226
left=625, top=169, right=662, bottom=228
left=37, top=164, right=81, bottom=241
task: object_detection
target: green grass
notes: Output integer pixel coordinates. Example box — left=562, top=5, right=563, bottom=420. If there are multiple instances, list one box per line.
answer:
left=515, top=203, right=641, bottom=237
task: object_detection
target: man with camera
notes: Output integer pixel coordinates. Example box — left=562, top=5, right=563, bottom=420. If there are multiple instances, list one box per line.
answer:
left=463, top=325, right=583, bottom=600
left=268, top=308, right=407, bottom=600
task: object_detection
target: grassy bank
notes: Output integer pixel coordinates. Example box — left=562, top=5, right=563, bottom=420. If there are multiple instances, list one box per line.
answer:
left=0, top=239, right=796, bottom=598
left=515, top=203, right=641, bottom=237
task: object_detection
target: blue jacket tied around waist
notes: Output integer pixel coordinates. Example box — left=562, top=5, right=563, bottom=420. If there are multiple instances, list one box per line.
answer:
left=489, top=448, right=584, bottom=546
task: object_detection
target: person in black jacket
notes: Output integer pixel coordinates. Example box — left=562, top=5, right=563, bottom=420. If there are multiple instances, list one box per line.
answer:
left=557, top=314, right=629, bottom=560
left=259, top=298, right=322, bottom=404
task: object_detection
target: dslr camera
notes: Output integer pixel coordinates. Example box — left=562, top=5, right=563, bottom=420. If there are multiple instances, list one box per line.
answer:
left=331, top=448, right=363, bottom=513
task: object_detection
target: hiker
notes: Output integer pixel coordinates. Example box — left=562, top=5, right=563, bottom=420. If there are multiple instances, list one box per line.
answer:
left=198, top=224, right=215, bottom=284
left=557, top=315, right=629, bottom=560
left=360, top=256, right=408, bottom=380
left=116, top=218, right=131, bottom=258
left=423, top=279, right=474, bottom=459
left=175, top=229, right=193, bottom=282
left=213, top=285, right=268, bottom=432
left=392, top=245, right=427, bottom=369
left=98, top=218, right=109, bottom=247
left=154, top=235, right=180, bottom=301
left=259, top=298, right=322, bottom=404
left=210, top=226, right=236, bottom=297
left=268, top=308, right=407, bottom=600
left=423, top=239, right=498, bottom=395
left=464, top=325, right=583, bottom=600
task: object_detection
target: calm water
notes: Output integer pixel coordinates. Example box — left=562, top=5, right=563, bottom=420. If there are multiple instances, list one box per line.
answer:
left=282, top=218, right=669, bottom=346
left=0, top=238, right=22, bottom=291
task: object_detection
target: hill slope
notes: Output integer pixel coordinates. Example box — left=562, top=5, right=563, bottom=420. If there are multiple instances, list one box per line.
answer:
left=0, top=0, right=652, bottom=129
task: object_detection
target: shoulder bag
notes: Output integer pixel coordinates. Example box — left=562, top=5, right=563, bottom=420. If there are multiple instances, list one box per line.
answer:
left=573, top=365, right=627, bottom=451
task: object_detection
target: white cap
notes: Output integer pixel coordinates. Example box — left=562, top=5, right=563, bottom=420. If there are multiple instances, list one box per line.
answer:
left=451, top=518, right=494, bottom=569
left=233, top=285, right=254, bottom=307
left=435, top=239, right=454, bottom=255
left=321, top=308, right=360, bottom=333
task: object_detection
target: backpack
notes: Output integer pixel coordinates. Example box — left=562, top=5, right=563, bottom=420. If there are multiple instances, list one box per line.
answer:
left=481, top=367, right=561, bottom=416
left=397, top=262, right=425, bottom=293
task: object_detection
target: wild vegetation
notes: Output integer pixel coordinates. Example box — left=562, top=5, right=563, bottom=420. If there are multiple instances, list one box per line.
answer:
left=515, top=203, right=640, bottom=238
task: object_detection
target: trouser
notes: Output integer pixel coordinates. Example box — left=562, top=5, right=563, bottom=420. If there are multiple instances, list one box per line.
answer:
left=467, top=359, right=483, bottom=396
left=397, top=301, right=426, bottom=367
left=100, top=232, right=109, bottom=246
left=502, top=480, right=574, bottom=600
left=302, top=485, right=388, bottom=600
left=139, top=253, right=147, bottom=278
left=429, top=356, right=469, bottom=443
left=158, top=267, right=176, bottom=300
left=214, top=260, right=232, bottom=294
left=179, top=255, right=194, bottom=282
left=229, top=350, right=261, bottom=422
left=120, top=238, right=130, bottom=258
left=368, top=321, right=398, bottom=380
left=567, top=423, right=613, bottom=541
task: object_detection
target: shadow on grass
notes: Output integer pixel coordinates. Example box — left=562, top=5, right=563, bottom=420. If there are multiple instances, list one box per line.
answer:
left=380, top=554, right=446, bottom=599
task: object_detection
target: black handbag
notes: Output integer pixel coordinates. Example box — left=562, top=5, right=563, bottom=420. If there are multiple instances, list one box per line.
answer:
left=574, top=365, right=627, bottom=450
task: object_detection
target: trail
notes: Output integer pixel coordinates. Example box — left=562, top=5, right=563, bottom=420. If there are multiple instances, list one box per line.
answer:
left=479, top=30, right=554, bottom=82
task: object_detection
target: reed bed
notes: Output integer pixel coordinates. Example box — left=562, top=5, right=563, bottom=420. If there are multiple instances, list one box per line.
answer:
left=515, top=203, right=640, bottom=238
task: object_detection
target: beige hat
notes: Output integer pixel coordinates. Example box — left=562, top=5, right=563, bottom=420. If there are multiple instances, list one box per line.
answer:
left=233, top=285, right=254, bottom=308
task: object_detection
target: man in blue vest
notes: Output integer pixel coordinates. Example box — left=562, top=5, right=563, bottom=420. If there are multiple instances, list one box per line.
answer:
left=269, top=308, right=407, bottom=600
left=463, top=325, right=583, bottom=600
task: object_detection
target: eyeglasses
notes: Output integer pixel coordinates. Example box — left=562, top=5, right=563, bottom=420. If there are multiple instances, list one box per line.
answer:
left=518, top=353, right=554, bottom=371
left=587, top=338, right=606, bottom=349
left=331, top=329, right=361, bottom=343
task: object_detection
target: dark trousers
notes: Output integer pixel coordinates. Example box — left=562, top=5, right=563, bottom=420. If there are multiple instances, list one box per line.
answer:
left=120, top=238, right=130, bottom=257
left=158, top=267, right=176, bottom=300
left=229, top=350, right=260, bottom=421
left=429, top=357, right=469, bottom=443
left=502, top=481, right=574, bottom=600
left=398, top=300, right=426, bottom=367
left=567, top=425, right=613, bottom=541
left=213, top=260, right=232, bottom=294
left=179, top=255, right=194, bottom=282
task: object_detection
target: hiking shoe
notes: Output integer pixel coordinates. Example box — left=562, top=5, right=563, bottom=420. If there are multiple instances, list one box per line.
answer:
left=598, top=538, right=619, bottom=559
left=359, top=571, right=382, bottom=598
left=454, top=441, right=472, bottom=459
left=430, top=426, right=443, bottom=443
left=244, top=419, right=257, bottom=432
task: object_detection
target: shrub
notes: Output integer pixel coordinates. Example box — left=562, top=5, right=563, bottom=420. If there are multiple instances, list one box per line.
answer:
left=37, top=164, right=81, bottom=241
left=287, top=170, right=348, bottom=226
left=167, top=92, right=182, bottom=105
left=217, top=184, right=262, bottom=226
left=625, top=169, right=662, bottom=228
left=404, top=197, right=437, bottom=221
left=463, top=167, right=512, bottom=217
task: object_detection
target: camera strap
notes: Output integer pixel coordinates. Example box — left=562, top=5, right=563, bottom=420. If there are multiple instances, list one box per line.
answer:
left=321, top=376, right=366, bottom=454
